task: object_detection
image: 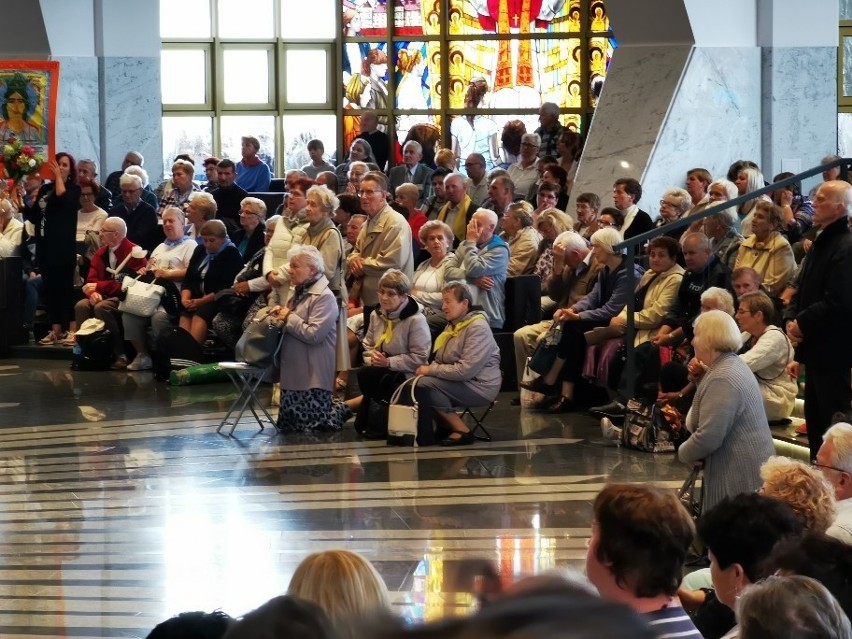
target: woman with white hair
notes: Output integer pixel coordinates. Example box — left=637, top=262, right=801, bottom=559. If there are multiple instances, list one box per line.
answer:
left=270, top=245, right=351, bottom=433
left=734, top=166, right=771, bottom=237
left=124, top=164, right=159, bottom=210
left=678, top=309, right=775, bottom=511
left=654, top=187, right=691, bottom=241
left=231, top=196, right=267, bottom=260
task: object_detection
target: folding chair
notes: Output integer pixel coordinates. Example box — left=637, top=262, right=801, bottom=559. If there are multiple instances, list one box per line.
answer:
left=217, top=362, right=276, bottom=436
left=458, top=401, right=496, bottom=442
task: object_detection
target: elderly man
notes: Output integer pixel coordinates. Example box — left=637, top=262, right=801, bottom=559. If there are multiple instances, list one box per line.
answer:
left=507, top=133, right=540, bottom=200
left=316, top=170, right=339, bottom=194
left=234, top=135, right=272, bottom=192
left=437, top=172, right=478, bottom=243
left=355, top=110, right=389, bottom=171
left=501, top=201, right=542, bottom=277
left=211, top=159, right=248, bottom=232
left=534, top=102, right=564, bottom=158
left=345, top=213, right=367, bottom=256
left=586, top=484, right=702, bottom=637
left=445, top=208, right=509, bottom=329
left=513, top=230, right=599, bottom=398
left=574, top=192, right=601, bottom=240
left=202, top=156, right=220, bottom=192
left=389, top=140, right=430, bottom=198
left=71, top=217, right=147, bottom=370
left=104, top=151, right=143, bottom=199
left=464, top=153, right=488, bottom=205
left=784, top=179, right=852, bottom=458
left=393, top=182, right=427, bottom=249
left=485, top=174, right=517, bottom=222
left=815, top=422, right=852, bottom=543
left=731, top=266, right=762, bottom=300
left=109, top=173, right=160, bottom=252
left=704, top=206, right=743, bottom=270
left=77, top=159, right=113, bottom=211
left=612, top=177, right=654, bottom=242
left=347, top=171, right=414, bottom=332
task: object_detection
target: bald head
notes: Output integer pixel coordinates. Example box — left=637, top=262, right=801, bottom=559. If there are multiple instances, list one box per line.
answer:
left=813, top=180, right=852, bottom=227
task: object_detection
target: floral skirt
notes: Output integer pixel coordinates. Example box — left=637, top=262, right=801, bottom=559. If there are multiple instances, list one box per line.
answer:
left=277, top=388, right=352, bottom=433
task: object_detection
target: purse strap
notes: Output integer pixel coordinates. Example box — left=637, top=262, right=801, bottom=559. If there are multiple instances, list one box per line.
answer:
left=390, top=375, right=421, bottom=406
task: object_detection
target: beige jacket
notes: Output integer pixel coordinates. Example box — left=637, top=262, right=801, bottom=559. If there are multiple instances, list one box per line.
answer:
left=734, top=232, right=795, bottom=298
left=615, top=263, right=684, bottom=345
left=503, top=226, right=542, bottom=277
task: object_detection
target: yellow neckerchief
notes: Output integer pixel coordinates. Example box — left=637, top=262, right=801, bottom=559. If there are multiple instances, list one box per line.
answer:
left=374, top=317, right=399, bottom=350
left=433, top=312, right=484, bottom=353
left=438, top=194, right=471, bottom=242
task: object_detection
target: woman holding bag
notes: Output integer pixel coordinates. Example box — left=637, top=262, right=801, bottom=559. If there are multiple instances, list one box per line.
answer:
left=270, top=245, right=351, bottom=433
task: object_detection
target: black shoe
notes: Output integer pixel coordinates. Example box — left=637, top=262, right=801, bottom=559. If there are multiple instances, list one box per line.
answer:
left=510, top=396, right=521, bottom=406
left=439, top=431, right=475, bottom=446
left=519, top=377, right=557, bottom=396
left=529, top=395, right=558, bottom=411
left=589, top=400, right=626, bottom=417
left=548, top=396, right=577, bottom=414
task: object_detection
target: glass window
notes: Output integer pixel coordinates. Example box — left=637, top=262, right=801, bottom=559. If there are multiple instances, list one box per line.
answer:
left=843, top=0, right=852, bottom=20
left=160, top=0, right=211, bottom=38
left=839, top=114, right=852, bottom=157
left=223, top=49, right=271, bottom=104
left=282, top=114, right=338, bottom=170
left=285, top=50, right=329, bottom=104
left=282, top=0, right=335, bottom=39
left=448, top=0, right=574, bottom=35
left=393, top=42, right=435, bottom=109
left=218, top=0, right=274, bottom=38
left=161, top=116, right=213, bottom=180
left=844, top=36, right=852, bottom=99
left=161, top=49, right=208, bottom=104
left=393, top=0, right=432, bottom=36
left=220, top=115, right=276, bottom=172
left=342, top=0, right=389, bottom=38
left=342, top=43, right=389, bottom=111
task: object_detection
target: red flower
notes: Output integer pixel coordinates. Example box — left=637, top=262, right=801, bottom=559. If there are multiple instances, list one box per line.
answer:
left=21, top=146, right=34, bottom=156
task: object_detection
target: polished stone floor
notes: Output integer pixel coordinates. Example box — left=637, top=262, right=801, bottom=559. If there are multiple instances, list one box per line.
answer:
left=0, top=359, right=760, bottom=637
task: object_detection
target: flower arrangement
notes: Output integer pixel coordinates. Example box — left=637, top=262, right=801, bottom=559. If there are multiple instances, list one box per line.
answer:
left=2, top=135, right=45, bottom=182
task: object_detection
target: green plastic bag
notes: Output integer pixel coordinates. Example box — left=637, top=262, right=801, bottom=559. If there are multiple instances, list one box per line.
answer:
left=169, top=363, right=230, bottom=386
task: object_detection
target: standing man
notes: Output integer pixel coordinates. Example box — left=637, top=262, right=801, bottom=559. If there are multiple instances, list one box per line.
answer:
left=356, top=111, right=390, bottom=171
left=388, top=141, right=430, bottom=198
left=437, top=172, right=478, bottom=244
left=464, top=153, right=488, bottom=205
left=211, top=159, right=248, bottom=233
left=234, top=135, right=272, bottom=192
left=534, top=102, right=564, bottom=158
left=110, top=173, right=160, bottom=253
left=784, top=180, right=852, bottom=458
left=77, top=159, right=113, bottom=211
left=507, top=133, right=540, bottom=200
left=612, top=177, right=654, bottom=242
left=347, top=171, right=414, bottom=332
left=104, top=151, right=144, bottom=199
left=445, top=208, right=509, bottom=330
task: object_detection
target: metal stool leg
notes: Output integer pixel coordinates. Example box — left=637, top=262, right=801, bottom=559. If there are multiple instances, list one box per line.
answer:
left=218, top=370, right=251, bottom=434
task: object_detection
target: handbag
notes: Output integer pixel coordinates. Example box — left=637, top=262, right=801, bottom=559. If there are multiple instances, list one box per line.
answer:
left=621, top=399, right=678, bottom=453
left=234, top=307, right=284, bottom=369
left=118, top=275, right=165, bottom=317
left=520, top=358, right=545, bottom=408
left=387, top=375, right=420, bottom=447
left=529, top=321, right=562, bottom=375
left=677, top=465, right=704, bottom=522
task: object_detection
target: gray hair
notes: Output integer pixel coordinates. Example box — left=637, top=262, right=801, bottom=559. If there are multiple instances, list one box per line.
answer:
left=119, top=173, right=143, bottom=190
left=506, top=201, right=535, bottom=227
left=102, top=216, right=127, bottom=238
left=240, top=196, right=267, bottom=220
left=554, top=230, right=590, bottom=254
left=700, top=287, right=735, bottom=316
left=403, top=140, right=422, bottom=155
left=378, top=269, right=411, bottom=296
left=823, top=422, right=852, bottom=474
left=265, top=214, right=281, bottom=232
left=490, top=174, right=515, bottom=194
left=306, top=184, right=339, bottom=214
left=78, top=158, right=98, bottom=175
left=285, top=169, right=308, bottom=180
left=124, top=165, right=149, bottom=187
left=681, top=231, right=712, bottom=251
left=521, top=133, right=541, bottom=148
left=472, top=207, right=498, bottom=230
left=395, top=182, right=420, bottom=201
left=444, top=172, right=466, bottom=188
left=188, top=191, right=217, bottom=220
left=418, top=219, right=454, bottom=245
left=348, top=161, right=368, bottom=178
left=693, top=309, right=742, bottom=353
left=540, top=102, right=559, bottom=116
left=161, top=206, right=186, bottom=225
left=442, top=280, right=474, bottom=305
left=590, top=227, right=625, bottom=255
left=200, top=219, right=227, bottom=239
left=287, top=244, right=325, bottom=275
left=707, top=207, right=738, bottom=230
left=662, top=187, right=692, bottom=214
left=709, top=179, right=738, bottom=201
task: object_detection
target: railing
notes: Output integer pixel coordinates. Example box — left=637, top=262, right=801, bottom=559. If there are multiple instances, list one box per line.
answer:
left=613, top=157, right=850, bottom=399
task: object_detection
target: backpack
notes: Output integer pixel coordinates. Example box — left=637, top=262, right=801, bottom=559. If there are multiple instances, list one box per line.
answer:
left=152, top=326, right=204, bottom=382
left=71, top=330, right=114, bottom=371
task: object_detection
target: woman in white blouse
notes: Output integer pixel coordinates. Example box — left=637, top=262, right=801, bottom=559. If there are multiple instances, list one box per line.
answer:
left=122, top=206, right=196, bottom=371
left=0, top=196, right=22, bottom=258
left=410, top=220, right=456, bottom=337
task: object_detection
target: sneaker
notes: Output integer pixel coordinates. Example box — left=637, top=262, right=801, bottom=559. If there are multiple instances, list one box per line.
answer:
left=589, top=400, right=626, bottom=417
left=126, top=354, right=153, bottom=371
left=61, top=331, right=76, bottom=346
left=600, top=417, right=622, bottom=442
left=38, top=331, right=63, bottom=345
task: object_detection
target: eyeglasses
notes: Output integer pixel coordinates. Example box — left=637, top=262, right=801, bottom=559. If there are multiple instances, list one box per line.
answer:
left=360, top=189, right=381, bottom=196
left=811, top=460, right=849, bottom=474
left=659, top=200, right=679, bottom=207
left=239, top=209, right=259, bottom=217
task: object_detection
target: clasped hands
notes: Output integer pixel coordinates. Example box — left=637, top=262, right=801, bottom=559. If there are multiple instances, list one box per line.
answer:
left=553, top=308, right=581, bottom=322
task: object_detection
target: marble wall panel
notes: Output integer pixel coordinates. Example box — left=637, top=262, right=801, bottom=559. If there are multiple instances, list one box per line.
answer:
left=53, top=56, right=100, bottom=163
left=100, top=57, right=163, bottom=184
left=641, top=47, right=762, bottom=220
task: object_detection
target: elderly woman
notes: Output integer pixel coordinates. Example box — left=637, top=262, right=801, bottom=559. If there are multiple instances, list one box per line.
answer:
left=157, top=159, right=200, bottom=218
left=539, top=164, right=570, bottom=210
left=532, top=181, right=562, bottom=221
left=231, top=196, right=266, bottom=260
left=760, top=456, right=836, bottom=533
left=278, top=176, right=314, bottom=229
left=294, top=185, right=347, bottom=292
left=334, top=139, right=376, bottom=194
left=507, top=133, right=541, bottom=199
left=654, top=187, right=691, bottom=241
left=344, top=161, right=368, bottom=196
left=270, top=245, right=351, bottom=433
left=704, top=205, right=743, bottom=270
left=677, top=310, right=776, bottom=511
left=185, top=191, right=218, bottom=242
left=733, top=200, right=795, bottom=300
left=180, top=219, right=243, bottom=343
left=411, top=281, right=501, bottom=446
left=735, top=166, right=771, bottom=236
left=124, top=164, right=159, bottom=210
left=533, top=207, right=574, bottom=288
left=734, top=291, right=798, bottom=422
left=0, top=195, right=22, bottom=258
left=501, top=201, right=542, bottom=277
left=411, top=220, right=456, bottom=334
left=345, top=269, right=430, bottom=438
left=123, top=206, right=196, bottom=370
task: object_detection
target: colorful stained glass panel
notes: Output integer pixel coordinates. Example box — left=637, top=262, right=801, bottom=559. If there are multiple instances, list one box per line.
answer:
left=394, top=41, right=440, bottom=109
left=448, top=0, right=578, bottom=35
left=343, top=0, right=390, bottom=38
left=342, top=42, right=389, bottom=111
left=589, top=0, right=609, bottom=31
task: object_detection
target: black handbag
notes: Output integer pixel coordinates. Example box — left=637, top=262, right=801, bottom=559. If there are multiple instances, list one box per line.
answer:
left=235, top=309, right=284, bottom=368
left=528, top=321, right=563, bottom=375
left=621, top=399, right=678, bottom=453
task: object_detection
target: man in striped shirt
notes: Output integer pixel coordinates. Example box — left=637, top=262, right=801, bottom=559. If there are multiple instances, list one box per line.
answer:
left=585, top=484, right=703, bottom=639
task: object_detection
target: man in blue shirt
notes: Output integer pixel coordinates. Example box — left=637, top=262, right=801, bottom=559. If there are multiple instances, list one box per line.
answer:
left=234, top=135, right=271, bottom=192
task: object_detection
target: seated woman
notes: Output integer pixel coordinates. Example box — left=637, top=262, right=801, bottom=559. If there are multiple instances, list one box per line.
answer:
left=344, top=161, right=369, bottom=196
left=533, top=207, right=576, bottom=311
left=410, top=220, right=456, bottom=338
left=735, top=290, right=798, bottom=422
left=185, top=191, right=217, bottom=242
left=180, top=220, right=243, bottom=344
left=345, top=269, right=431, bottom=439
left=230, top=197, right=267, bottom=260
left=123, top=206, right=196, bottom=370
left=270, top=245, right=351, bottom=433
left=412, top=280, right=501, bottom=446
left=759, top=456, right=836, bottom=533
left=733, top=199, right=795, bottom=302
left=75, top=178, right=108, bottom=282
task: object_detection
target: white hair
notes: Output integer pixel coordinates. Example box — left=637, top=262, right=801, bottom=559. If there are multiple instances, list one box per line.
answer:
left=700, top=287, right=735, bottom=316
left=521, top=132, right=541, bottom=148
left=823, top=422, right=852, bottom=473
left=540, top=102, right=559, bottom=116
left=554, top=230, right=590, bottom=254
left=693, top=309, right=742, bottom=353
left=287, top=244, right=325, bottom=274
left=590, top=227, right=624, bottom=255
left=102, top=216, right=127, bottom=238
left=472, top=207, right=498, bottom=229
left=709, top=179, right=738, bottom=201
left=119, top=173, right=142, bottom=189
left=662, top=187, right=692, bottom=213
left=444, top=172, right=466, bottom=187
left=124, top=165, right=149, bottom=187
left=240, top=196, right=267, bottom=219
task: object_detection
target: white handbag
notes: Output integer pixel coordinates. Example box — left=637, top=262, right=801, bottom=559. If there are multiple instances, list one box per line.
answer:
left=387, top=375, right=421, bottom=447
left=118, top=275, right=166, bottom=317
